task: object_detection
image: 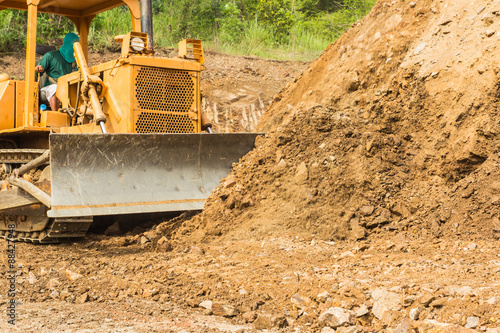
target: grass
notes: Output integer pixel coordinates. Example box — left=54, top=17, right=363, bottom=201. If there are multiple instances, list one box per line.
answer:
left=206, top=21, right=330, bottom=61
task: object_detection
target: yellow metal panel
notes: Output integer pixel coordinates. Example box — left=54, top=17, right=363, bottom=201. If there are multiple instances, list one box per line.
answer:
left=24, top=1, right=37, bottom=127
left=40, top=111, right=70, bottom=129
left=15, top=81, right=25, bottom=128
left=129, top=56, right=203, bottom=71
left=132, top=66, right=197, bottom=113
left=178, top=39, right=204, bottom=65
left=2, top=0, right=139, bottom=17
left=56, top=71, right=80, bottom=109
left=101, top=64, right=133, bottom=133
left=133, top=111, right=196, bottom=133
left=131, top=65, right=199, bottom=133
left=60, top=122, right=101, bottom=134
left=0, top=81, right=16, bottom=130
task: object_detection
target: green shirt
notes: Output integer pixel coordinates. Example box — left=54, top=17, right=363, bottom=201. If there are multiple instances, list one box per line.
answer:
left=37, top=50, right=75, bottom=87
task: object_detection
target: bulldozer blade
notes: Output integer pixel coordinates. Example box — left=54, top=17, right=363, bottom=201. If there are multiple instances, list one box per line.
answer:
left=47, top=133, right=259, bottom=218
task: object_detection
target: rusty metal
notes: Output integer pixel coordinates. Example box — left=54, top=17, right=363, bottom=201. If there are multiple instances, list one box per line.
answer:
left=9, top=177, right=52, bottom=208
left=14, top=150, right=49, bottom=176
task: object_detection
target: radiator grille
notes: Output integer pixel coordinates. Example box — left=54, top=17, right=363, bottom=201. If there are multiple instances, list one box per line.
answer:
left=135, top=67, right=195, bottom=112
left=135, top=111, right=195, bottom=133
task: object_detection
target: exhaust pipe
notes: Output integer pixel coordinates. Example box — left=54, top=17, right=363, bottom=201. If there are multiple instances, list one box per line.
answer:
left=140, top=0, right=153, bottom=49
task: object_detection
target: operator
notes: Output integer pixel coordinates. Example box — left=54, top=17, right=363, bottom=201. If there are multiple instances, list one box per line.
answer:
left=35, top=32, right=80, bottom=111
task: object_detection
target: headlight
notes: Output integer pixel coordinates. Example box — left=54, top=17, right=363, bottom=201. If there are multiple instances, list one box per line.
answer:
left=130, top=37, right=145, bottom=52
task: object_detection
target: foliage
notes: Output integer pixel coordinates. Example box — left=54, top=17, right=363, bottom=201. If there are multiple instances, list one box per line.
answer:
left=256, top=0, right=295, bottom=43
left=217, top=2, right=244, bottom=44
left=0, top=10, right=26, bottom=52
left=89, top=7, right=131, bottom=50
left=0, top=0, right=375, bottom=60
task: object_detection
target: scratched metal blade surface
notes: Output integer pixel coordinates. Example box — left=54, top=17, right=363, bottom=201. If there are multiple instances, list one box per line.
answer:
left=47, top=133, right=259, bottom=218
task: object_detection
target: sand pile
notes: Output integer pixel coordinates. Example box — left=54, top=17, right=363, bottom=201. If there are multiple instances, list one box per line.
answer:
left=174, top=0, right=500, bottom=244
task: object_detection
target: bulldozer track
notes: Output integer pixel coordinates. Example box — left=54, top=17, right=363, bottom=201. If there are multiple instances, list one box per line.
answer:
left=0, top=217, right=92, bottom=243
left=0, top=149, right=48, bottom=164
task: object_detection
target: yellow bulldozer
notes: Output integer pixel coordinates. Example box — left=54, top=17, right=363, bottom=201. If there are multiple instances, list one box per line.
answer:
left=0, top=0, right=258, bottom=242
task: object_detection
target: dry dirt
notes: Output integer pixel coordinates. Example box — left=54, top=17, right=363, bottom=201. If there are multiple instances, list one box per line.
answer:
left=2, top=0, right=500, bottom=332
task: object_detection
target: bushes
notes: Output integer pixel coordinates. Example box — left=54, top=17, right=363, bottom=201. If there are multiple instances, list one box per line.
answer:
left=0, top=0, right=375, bottom=60
left=0, top=10, right=26, bottom=53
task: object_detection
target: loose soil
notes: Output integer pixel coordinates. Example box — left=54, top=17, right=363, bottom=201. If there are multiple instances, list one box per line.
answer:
left=1, top=0, right=500, bottom=332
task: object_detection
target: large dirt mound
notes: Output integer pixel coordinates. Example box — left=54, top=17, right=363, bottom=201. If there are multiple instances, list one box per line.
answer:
left=176, top=0, right=500, bottom=243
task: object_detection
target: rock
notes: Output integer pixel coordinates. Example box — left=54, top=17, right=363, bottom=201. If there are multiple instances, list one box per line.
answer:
left=414, top=43, right=426, bottom=55
left=429, top=298, right=446, bottom=308
left=449, top=286, right=474, bottom=296
left=277, top=159, right=287, bottom=168
left=486, top=30, right=495, bottom=37
left=465, top=316, right=480, bottom=329
left=414, top=320, right=476, bottom=332
left=211, top=90, right=239, bottom=103
left=347, top=77, right=360, bottom=92
left=350, top=218, right=366, bottom=240
left=294, top=162, right=309, bottom=184
left=49, top=290, right=59, bottom=299
left=291, top=293, right=312, bottom=308
left=104, top=221, right=121, bottom=236
left=404, top=294, right=417, bottom=307
left=27, top=272, right=37, bottom=284
left=419, top=309, right=431, bottom=320
left=356, top=304, right=369, bottom=317
left=337, top=326, right=361, bottom=333
left=65, top=270, right=83, bottom=281
left=199, top=300, right=213, bottom=310
left=418, top=292, right=435, bottom=306
left=76, top=292, right=89, bottom=304
left=60, top=290, right=70, bottom=300
left=377, top=208, right=392, bottom=224
left=487, top=297, right=498, bottom=305
left=409, top=2, right=416, bottom=8
left=371, top=288, right=402, bottom=320
left=156, top=237, right=173, bottom=252
left=392, top=234, right=407, bottom=252
left=140, top=236, right=150, bottom=245
left=360, top=206, right=375, bottom=216
left=47, top=278, right=60, bottom=290
left=185, top=298, right=198, bottom=307
left=142, top=287, right=159, bottom=298
left=317, top=291, right=331, bottom=303
left=239, top=289, right=248, bottom=295
left=222, top=175, right=237, bottom=188
left=340, top=251, right=355, bottom=259
left=467, top=243, right=477, bottom=250
left=395, top=318, right=412, bottom=333
left=477, top=6, right=486, bottom=14
left=113, top=237, right=128, bottom=247
left=212, top=303, right=238, bottom=317
left=143, top=230, right=158, bottom=241
left=190, top=246, right=205, bottom=255
left=253, top=314, right=287, bottom=329
left=321, top=328, right=336, bottom=333
left=318, top=307, right=355, bottom=328
left=409, top=305, right=424, bottom=320
left=242, top=311, right=257, bottom=323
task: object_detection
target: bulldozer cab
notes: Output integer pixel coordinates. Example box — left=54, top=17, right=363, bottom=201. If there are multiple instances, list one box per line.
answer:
left=0, top=0, right=141, bottom=131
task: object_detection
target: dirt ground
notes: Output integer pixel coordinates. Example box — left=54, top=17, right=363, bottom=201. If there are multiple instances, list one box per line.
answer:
left=2, top=0, right=500, bottom=332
